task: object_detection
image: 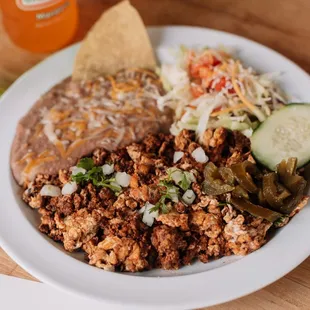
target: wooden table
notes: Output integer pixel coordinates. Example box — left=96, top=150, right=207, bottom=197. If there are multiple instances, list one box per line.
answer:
left=1, top=1, right=310, bottom=308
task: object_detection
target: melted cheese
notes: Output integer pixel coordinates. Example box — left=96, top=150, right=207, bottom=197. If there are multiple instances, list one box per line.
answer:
left=65, top=139, right=86, bottom=156
left=22, top=150, right=56, bottom=176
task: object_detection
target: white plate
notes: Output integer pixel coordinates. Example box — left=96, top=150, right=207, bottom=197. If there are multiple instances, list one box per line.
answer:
left=0, top=26, right=310, bottom=310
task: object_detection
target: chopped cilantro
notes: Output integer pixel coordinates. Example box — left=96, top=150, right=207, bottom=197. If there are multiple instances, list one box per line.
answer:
left=150, top=195, right=170, bottom=214
left=179, top=173, right=191, bottom=191
left=151, top=168, right=197, bottom=214
left=72, top=158, right=121, bottom=194
left=158, top=179, right=173, bottom=188
left=77, top=157, right=94, bottom=170
left=167, top=168, right=195, bottom=191
left=71, top=172, right=87, bottom=183
left=149, top=180, right=180, bottom=214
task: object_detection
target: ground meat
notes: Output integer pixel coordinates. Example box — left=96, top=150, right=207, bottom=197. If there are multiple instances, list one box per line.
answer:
left=129, top=184, right=150, bottom=202
left=23, top=181, right=45, bottom=209
left=151, top=225, right=187, bottom=270
left=38, top=208, right=64, bottom=241
left=98, top=188, right=115, bottom=207
left=174, top=129, right=195, bottom=151
left=191, top=195, right=216, bottom=210
left=58, top=169, right=70, bottom=184
left=190, top=210, right=222, bottom=238
left=84, top=235, right=149, bottom=272
left=126, top=144, right=143, bottom=162
left=102, top=212, right=148, bottom=240
left=207, top=235, right=226, bottom=257
left=183, top=234, right=209, bottom=265
left=142, top=134, right=163, bottom=153
left=157, top=212, right=189, bottom=231
left=92, top=148, right=108, bottom=165
left=49, top=195, right=75, bottom=216
left=22, top=128, right=300, bottom=273
left=223, top=214, right=272, bottom=255
left=202, top=127, right=228, bottom=164
left=200, top=128, right=251, bottom=166
left=109, top=148, right=134, bottom=174
left=38, top=208, right=55, bottom=234
left=62, top=208, right=102, bottom=252
left=28, top=194, right=45, bottom=209
left=226, top=131, right=252, bottom=166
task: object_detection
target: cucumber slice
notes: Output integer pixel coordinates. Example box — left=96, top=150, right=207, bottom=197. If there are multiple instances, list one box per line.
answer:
left=251, top=104, right=310, bottom=170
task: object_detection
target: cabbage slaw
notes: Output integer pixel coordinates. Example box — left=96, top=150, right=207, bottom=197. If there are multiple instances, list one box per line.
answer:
left=156, top=46, right=287, bottom=139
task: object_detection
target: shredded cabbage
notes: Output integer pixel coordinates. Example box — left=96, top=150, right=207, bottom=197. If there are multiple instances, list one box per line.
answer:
left=155, top=46, right=287, bottom=138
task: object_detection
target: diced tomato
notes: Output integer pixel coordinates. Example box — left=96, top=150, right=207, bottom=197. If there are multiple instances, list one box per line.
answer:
left=190, top=84, right=205, bottom=98
left=212, top=56, right=221, bottom=66
left=192, top=78, right=202, bottom=84
left=202, top=78, right=212, bottom=89
left=212, top=106, right=222, bottom=113
left=200, top=54, right=222, bottom=67
left=214, top=77, right=227, bottom=91
left=224, top=78, right=235, bottom=94
left=198, top=66, right=210, bottom=78
left=199, top=54, right=212, bottom=66
left=189, top=63, right=201, bottom=78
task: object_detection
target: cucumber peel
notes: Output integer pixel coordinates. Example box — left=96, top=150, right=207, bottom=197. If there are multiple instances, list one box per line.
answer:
left=251, top=103, right=310, bottom=170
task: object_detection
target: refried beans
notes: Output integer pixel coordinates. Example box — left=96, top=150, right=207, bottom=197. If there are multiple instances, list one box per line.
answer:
left=11, top=69, right=172, bottom=185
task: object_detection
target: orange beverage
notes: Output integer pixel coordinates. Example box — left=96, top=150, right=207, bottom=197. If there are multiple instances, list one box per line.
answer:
left=0, top=0, right=78, bottom=53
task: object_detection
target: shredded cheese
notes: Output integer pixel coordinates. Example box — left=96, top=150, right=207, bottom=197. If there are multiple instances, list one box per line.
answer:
left=231, top=64, right=266, bottom=122
left=211, top=103, right=245, bottom=117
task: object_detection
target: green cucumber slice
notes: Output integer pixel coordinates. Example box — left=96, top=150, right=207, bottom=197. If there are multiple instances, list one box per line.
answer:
left=251, top=103, right=310, bottom=170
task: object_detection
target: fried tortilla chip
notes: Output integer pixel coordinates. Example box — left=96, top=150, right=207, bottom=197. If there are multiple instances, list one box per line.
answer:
left=72, top=0, right=156, bottom=81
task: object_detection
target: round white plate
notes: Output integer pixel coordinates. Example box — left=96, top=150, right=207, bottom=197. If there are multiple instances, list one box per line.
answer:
left=0, top=26, right=310, bottom=310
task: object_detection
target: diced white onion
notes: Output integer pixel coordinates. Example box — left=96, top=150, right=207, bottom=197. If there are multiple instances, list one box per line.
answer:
left=70, top=166, right=86, bottom=176
left=170, top=169, right=183, bottom=185
left=138, top=206, right=146, bottom=214
left=61, top=182, right=78, bottom=195
left=173, top=151, right=184, bottom=163
left=185, top=171, right=196, bottom=183
left=191, top=147, right=209, bottom=163
left=241, top=128, right=253, bottom=138
left=102, top=163, right=114, bottom=175
left=182, top=189, right=196, bottom=205
left=115, top=172, right=131, bottom=187
left=167, top=187, right=179, bottom=203
left=40, top=185, right=61, bottom=197
left=141, top=202, right=158, bottom=227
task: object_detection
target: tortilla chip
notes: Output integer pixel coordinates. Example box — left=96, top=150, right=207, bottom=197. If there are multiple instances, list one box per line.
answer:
left=72, top=0, right=156, bottom=81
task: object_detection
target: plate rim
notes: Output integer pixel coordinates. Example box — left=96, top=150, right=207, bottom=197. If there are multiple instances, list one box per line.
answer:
left=0, top=25, right=310, bottom=309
